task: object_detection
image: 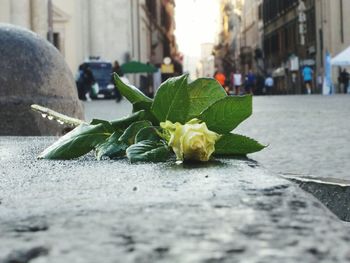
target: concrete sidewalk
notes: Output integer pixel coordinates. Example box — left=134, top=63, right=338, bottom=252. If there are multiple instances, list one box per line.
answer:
left=0, top=137, right=349, bottom=262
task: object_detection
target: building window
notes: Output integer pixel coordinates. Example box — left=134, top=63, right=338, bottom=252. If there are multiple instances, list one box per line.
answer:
left=146, top=0, right=157, bottom=18
left=258, top=4, right=262, bottom=20
left=263, top=0, right=299, bottom=24
left=306, top=9, right=316, bottom=44
left=53, top=33, right=60, bottom=50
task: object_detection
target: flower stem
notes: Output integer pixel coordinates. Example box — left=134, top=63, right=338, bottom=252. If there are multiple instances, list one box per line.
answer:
left=31, top=104, right=85, bottom=127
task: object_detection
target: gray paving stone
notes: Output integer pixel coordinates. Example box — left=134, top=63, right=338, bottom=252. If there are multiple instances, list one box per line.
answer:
left=282, top=175, right=350, bottom=222
left=236, top=94, right=350, bottom=181
left=0, top=137, right=349, bottom=263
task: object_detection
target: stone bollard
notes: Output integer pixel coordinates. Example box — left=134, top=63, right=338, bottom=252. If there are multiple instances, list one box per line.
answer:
left=0, top=23, right=84, bottom=135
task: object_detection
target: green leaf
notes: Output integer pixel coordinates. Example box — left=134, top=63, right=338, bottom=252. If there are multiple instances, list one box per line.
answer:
left=151, top=75, right=190, bottom=123
left=119, top=120, right=152, bottom=145
left=132, top=102, right=159, bottom=125
left=95, top=131, right=128, bottom=160
left=135, top=126, right=161, bottom=143
left=90, top=118, right=110, bottom=126
left=187, top=78, right=227, bottom=120
left=38, top=123, right=111, bottom=159
left=132, top=101, right=152, bottom=112
left=89, top=119, right=117, bottom=133
left=113, top=73, right=153, bottom=105
left=214, top=133, right=266, bottom=156
left=126, top=140, right=170, bottom=163
left=198, top=95, right=252, bottom=134
left=110, top=110, right=146, bottom=130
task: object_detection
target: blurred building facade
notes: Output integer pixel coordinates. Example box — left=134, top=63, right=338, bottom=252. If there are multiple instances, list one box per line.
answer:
left=146, top=0, right=178, bottom=65
left=263, top=0, right=317, bottom=93
left=0, top=0, right=49, bottom=38
left=0, top=0, right=178, bottom=76
left=315, top=0, right=350, bottom=92
left=196, top=43, right=215, bottom=78
left=316, top=0, right=350, bottom=61
left=214, top=0, right=350, bottom=94
left=263, top=0, right=350, bottom=94
left=241, top=0, right=263, bottom=74
left=214, top=0, right=243, bottom=77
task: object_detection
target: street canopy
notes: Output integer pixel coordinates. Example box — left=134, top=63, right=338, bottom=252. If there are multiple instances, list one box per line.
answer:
left=331, top=46, right=350, bottom=66
left=121, top=61, right=158, bottom=74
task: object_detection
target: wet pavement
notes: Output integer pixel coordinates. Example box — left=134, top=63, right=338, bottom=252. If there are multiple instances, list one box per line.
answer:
left=1, top=137, right=350, bottom=262
left=84, top=94, right=350, bottom=180
left=81, top=95, right=350, bottom=223
left=0, top=95, right=349, bottom=262
left=237, top=94, right=350, bottom=181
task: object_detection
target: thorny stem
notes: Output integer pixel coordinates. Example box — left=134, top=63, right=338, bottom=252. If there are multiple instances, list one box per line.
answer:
left=31, top=104, right=85, bottom=127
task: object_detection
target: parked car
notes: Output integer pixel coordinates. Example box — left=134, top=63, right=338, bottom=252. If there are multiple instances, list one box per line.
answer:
left=83, top=59, right=115, bottom=99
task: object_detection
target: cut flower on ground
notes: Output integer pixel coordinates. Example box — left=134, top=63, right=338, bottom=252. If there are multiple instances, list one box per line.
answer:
left=36, top=74, right=266, bottom=163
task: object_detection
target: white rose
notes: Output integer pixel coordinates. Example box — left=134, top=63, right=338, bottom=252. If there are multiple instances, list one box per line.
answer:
left=160, top=119, right=221, bottom=162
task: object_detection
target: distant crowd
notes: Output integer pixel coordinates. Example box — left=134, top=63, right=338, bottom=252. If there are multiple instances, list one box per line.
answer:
left=213, top=69, right=274, bottom=96
left=214, top=66, right=350, bottom=96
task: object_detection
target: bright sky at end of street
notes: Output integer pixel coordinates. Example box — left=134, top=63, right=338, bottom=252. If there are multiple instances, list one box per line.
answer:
left=175, top=0, right=220, bottom=57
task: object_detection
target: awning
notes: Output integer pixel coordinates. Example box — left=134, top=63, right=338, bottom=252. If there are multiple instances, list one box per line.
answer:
left=331, top=46, right=350, bottom=66
left=121, top=61, right=158, bottom=74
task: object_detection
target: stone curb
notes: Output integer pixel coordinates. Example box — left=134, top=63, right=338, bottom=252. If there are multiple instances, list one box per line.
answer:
left=0, top=137, right=349, bottom=263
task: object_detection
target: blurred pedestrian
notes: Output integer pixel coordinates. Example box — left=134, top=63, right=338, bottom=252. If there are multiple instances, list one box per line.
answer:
left=264, top=75, right=274, bottom=95
left=230, top=71, right=235, bottom=94
left=337, top=67, right=342, bottom=93
left=245, top=69, right=256, bottom=94
left=340, top=68, right=349, bottom=94
left=255, top=74, right=265, bottom=95
left=112, top=60, right=123, bottom=102
left=233, top=70, right=242, bottom=95
left=302, top=65, right=313, bottom=94
left=317, top=69, right=323, bottom=94
left=82, top=64, right=95, bottom=101
left=76, top=64, right=85, bottom=100
left=214, top=70, right=226, bottom=87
